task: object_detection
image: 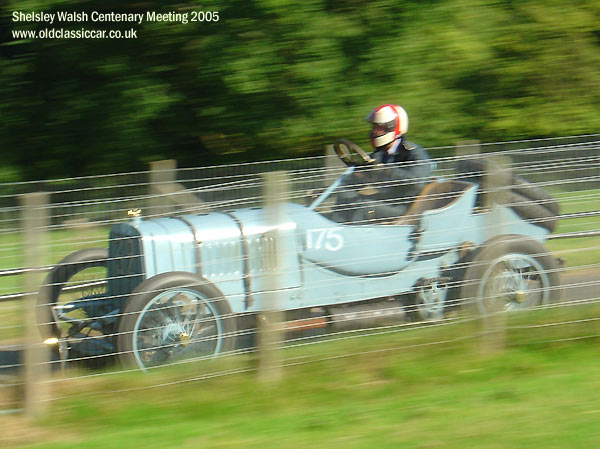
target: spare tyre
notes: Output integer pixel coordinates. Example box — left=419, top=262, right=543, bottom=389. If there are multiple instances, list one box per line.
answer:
left=511, top=175, right=560, bottom=216
left=507, top=191, right=558, bottom=233
left=455, top=158, right=559, bottom=231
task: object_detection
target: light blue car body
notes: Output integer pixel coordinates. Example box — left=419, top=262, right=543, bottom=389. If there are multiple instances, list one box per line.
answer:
left=112, top=167, right=548, bottom=313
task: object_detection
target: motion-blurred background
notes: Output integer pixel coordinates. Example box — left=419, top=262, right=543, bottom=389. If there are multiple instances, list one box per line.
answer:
left=1, top=4, right=600, bottom=447
left=1, top=0, right=599, bottom=182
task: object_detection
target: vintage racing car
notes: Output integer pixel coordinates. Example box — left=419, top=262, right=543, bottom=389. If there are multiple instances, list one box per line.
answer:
left=37, top=141, right=561, bottom=370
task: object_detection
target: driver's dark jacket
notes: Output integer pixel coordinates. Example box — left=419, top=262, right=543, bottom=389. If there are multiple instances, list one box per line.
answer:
left=335, top=141, right=433, bottom=222
left=370, top=141, right=432, bottom=204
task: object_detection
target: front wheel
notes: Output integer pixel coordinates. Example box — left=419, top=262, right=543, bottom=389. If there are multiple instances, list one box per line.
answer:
left=116, top=272, right=237, bottom=371
left=460, top=235, right=561, bottom=315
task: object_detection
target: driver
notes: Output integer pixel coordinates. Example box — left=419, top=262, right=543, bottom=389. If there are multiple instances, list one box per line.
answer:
left=367, top=103, right=432, bottom=201
left=334, top=104, right=433, bottom=223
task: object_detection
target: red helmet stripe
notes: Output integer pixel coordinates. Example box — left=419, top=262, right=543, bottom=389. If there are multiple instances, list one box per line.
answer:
left=391, top=105, right=400, bottom=136
left=375, top=104, right=400, bottom=136
left=368, top=104, right=405, bottom=148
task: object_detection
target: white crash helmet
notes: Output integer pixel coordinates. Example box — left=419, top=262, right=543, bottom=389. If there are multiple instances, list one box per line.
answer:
left=365, top=104, right=409, bottom=149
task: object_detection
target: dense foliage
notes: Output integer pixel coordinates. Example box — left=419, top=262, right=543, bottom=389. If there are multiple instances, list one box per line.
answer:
left=1, top=0, right=599, bottom=180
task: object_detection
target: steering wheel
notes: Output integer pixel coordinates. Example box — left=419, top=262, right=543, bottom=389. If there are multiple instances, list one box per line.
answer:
left=333, top=139, right=376, bottom=167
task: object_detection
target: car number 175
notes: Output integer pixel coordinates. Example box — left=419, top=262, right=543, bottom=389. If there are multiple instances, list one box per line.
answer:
left=306, top=228, right=344, bottom=251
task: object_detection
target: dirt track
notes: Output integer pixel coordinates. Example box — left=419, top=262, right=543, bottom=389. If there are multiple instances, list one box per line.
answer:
left=560, top=268, right=599, bottom=303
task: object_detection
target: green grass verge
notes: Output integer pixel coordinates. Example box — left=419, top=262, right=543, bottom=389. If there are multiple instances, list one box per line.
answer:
left=2, top=303, right=600, bottom=448
left=547, top=189, right=600, bottom=269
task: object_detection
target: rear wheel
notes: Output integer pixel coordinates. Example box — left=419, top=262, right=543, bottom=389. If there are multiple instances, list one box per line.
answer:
left=116, top=272, right=237, bottom=371
left=460, top=236, right=561, bottom=315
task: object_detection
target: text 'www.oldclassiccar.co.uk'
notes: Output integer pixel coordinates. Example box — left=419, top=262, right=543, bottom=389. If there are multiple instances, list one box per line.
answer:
left=11, top=10, right=219, bottom=39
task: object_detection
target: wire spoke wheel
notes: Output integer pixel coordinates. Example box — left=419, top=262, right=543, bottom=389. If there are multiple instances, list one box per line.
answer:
left=412, top=279, right=448, bottom=321
left=478, top=253, right=550, bottom=314
left=132, top=289, right=222, bottom=369
left=460, top=235, right=561, bottom=316
left=117, top=272, right=236, bottom=371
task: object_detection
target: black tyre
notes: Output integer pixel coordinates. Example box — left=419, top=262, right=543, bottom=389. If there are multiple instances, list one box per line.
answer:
left=455, top=159, right=559, bottom=231
left=455, top=158, right=486, bottom=183
left=37, top=247, right=108, bottom=339
left=512, top=175, right=560, bottom=216
left=508, top=191, right=558, bottom=232
left=459, top=235, right=561, bottom=315
left=116, top=271, right=237, bottom=371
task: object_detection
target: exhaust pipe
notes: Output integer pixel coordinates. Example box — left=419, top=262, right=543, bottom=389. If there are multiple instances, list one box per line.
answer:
left=328, top=302, right=406, bottom=331
left=274, top=302, right=406, bottom=335
left=283, top=316, right=329, bottom=332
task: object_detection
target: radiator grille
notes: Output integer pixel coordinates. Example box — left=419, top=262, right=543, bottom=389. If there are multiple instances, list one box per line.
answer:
left=107, top=223, right=145, bottom=300
left=201, top=240, right=242, bottom=279
left=247, top=235, right=277, bottom=273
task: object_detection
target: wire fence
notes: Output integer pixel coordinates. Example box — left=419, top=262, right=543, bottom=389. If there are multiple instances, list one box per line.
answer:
left=1, top=134, right=599, bottom=414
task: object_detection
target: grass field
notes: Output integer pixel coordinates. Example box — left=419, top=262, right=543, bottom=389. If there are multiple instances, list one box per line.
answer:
left=546, top=189, right=600, bottom=269
left=2, top=303, right=600, bottom=448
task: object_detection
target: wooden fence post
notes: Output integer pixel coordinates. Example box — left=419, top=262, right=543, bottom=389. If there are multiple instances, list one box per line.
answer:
left=149, top=159, right=177, bottom=218
left=258, top=171, right=289, bottom=383
left=149, top=159, right=208, bottom=217
left=21, top=192, right=50, bottom=419
left=481, top=155, right=512, bottom=353
left=455, top=140, right=481, bottom=158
